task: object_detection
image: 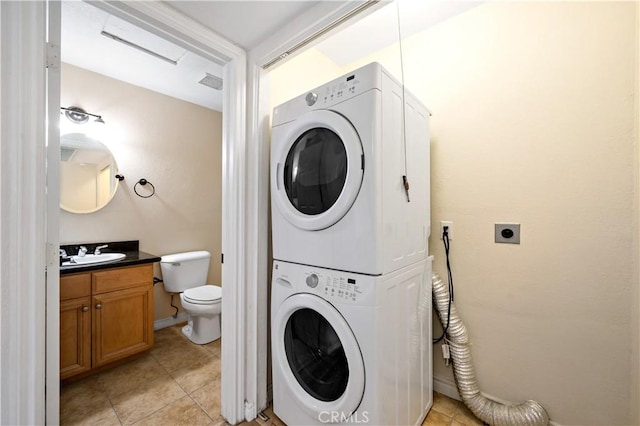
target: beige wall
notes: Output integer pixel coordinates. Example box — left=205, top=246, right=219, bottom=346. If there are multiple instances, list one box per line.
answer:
left=60, top=63, right=222, bottom=322
left=270, top=2, right=638, bottom=424
left=353, top=3, right=637, bottom=424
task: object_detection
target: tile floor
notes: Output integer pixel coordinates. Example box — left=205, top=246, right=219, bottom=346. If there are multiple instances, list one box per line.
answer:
left=60, top=324, right=481, bottom=426
left=60, top=324, right=226, bottom=425
left=421, top=393, right=484, bottom=426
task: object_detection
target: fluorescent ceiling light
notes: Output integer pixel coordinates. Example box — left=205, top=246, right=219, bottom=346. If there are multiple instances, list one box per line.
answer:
left=101, top=31, right=179, bottom=65
left=102, top=15, right=187, bottom=64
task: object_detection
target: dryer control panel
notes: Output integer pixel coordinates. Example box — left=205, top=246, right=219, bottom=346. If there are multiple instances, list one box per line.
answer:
left=318, top=73, right=362, bottom=106
left=272, top=62, right=386, bottom=127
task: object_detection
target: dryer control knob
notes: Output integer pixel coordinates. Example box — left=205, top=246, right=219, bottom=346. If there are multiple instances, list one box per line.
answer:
left=305, top=92, right=318, bottom=106
left=306, top=274, right=319, bottom=288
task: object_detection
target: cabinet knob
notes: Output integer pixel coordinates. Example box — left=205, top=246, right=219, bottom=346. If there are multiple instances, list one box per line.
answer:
left=82, top=306, right=89, bottom=312
left=95, top=303, right=102, bottom=309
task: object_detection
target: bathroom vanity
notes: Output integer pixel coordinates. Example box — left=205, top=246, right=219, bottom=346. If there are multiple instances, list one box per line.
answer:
left=59, top=241, right=160, bottom=380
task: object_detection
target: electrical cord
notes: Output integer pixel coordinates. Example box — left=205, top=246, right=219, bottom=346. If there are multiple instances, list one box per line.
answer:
left=444, top=226, right=454, bottom=302
left=433, top=226, right=454, bottom=344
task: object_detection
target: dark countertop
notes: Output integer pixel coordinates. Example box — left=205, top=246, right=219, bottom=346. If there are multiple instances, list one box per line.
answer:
left=60, top=240, right=161, bottom=275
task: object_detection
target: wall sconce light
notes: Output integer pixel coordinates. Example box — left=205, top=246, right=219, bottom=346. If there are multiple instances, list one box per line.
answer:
left=61, top=106, right=105, bottom=124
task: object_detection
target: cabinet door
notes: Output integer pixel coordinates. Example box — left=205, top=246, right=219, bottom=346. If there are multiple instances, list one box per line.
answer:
left=60, top=297, right=92, bottom=379
left=93, top=285, right=154, bottom=367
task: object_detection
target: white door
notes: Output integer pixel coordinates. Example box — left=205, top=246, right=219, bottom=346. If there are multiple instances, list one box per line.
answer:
left=273, top=293, right=365, bottom=420
left=272, top=110, right=364, bottom=231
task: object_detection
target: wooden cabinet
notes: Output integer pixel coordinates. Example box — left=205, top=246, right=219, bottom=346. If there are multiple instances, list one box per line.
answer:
left=60, top=273, right=91, bottom=379
left=60, top=264, right=154, bottom=380
left=60, top=296, right=91, bottom=378
left=93, top=285, right=153, bottom=366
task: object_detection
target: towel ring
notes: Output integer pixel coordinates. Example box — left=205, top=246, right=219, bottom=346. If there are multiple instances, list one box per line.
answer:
left=134, top=178, right=155, bottom=198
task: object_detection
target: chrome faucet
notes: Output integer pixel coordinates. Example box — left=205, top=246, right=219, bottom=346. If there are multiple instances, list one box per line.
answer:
left=94, top=244, right=108, bottom=255
left=60, top=249, right=75, bottom=264
left=77, top=246, right=88, bottom=257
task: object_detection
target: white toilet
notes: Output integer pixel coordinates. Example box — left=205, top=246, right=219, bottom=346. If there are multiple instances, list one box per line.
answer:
left=160, top=251, right=222, bottom=344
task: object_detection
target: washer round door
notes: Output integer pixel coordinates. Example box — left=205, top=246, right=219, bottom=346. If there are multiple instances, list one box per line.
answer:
left=274, top=293, right=365, bottom=421
left=273, top=110, right=364, bottom=231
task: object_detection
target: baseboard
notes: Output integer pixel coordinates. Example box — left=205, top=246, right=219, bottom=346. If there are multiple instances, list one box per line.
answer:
left=154, top=313, right=188, bottom=330
left=432, top=375, right=563, bottom=426
left=433, top=375, right=461, bottom=401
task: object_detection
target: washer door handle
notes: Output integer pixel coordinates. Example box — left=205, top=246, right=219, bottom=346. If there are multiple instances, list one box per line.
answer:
left=276, top=277, right=292, bottom=288
left=276, top=163, right=282, bottom=190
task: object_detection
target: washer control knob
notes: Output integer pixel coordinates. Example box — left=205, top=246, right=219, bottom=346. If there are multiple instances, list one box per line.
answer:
left=305, top=92, right=318, bottom=106
left=306, top=274, right=319, bottom=288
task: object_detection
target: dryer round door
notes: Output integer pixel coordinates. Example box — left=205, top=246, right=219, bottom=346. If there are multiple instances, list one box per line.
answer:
left=274, top=293, right=365, bottom=421
left=273, top=110, right=364, bottom=231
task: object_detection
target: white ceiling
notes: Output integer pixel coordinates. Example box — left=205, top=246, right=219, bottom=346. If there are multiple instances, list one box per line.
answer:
left=166, top=1, right=322, bottom=51
left=315, top=1, right=481, bottom=66
left=61, top=1, right=324, bottom=112
left=62, top=1, right=226, bottom=111
left=61, top=0, right=479, bottom=113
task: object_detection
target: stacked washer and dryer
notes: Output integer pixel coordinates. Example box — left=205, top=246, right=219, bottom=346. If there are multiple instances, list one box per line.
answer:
left=270, top=62, right=433, bottom=425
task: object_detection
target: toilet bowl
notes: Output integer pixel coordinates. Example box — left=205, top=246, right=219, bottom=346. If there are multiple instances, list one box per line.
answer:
left=180, top=285, right=222, bottom=344
left=160, top=251, right=222, bottom=345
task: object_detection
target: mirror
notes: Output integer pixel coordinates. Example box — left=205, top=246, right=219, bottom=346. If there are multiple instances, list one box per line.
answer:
left=60, top=132, right=120, bottom=213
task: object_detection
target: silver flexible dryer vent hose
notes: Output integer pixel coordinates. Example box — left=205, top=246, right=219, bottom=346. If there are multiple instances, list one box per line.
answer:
left=432, top=274, right=550, bottom=426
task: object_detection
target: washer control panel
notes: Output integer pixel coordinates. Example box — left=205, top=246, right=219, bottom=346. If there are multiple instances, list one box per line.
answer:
left=322, top=275, right=360, bottom=302
left=273, top=261, right=374, bottom=305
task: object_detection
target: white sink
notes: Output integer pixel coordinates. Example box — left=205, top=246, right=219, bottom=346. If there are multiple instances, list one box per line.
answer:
left=63, top=253, right=126, bottom=266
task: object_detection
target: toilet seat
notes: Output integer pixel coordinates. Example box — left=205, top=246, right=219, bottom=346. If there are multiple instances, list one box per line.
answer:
left=183, top=285, right=221, bottom=305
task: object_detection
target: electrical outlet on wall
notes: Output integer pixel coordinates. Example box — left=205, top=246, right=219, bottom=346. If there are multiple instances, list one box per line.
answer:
left=440, top=221, right=453, bottom=240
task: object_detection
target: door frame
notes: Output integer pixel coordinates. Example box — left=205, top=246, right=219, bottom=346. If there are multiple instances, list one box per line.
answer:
left=45, top=1, right=248, bottom=423
left=45, top=0, right=62, bottom=423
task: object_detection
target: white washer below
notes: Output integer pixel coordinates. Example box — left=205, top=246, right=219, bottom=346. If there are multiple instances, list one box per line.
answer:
left=271, top=259, right=433, bottom=425
left=180, top=285, right=222, bottom=344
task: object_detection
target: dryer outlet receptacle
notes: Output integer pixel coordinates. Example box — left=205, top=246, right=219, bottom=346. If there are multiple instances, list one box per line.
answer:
left=495, top=223, right=520, bottom=244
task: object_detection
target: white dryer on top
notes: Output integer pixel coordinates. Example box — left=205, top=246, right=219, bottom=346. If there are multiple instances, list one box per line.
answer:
left=271, top=62, right=431, bottom=276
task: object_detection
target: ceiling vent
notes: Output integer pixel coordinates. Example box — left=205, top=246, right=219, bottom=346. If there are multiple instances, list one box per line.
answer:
left=199, top=73, right=223, bottom=91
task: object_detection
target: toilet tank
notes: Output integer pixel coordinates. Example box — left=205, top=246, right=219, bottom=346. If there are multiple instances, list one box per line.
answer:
left=160, top=251, right=211, bottom=293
